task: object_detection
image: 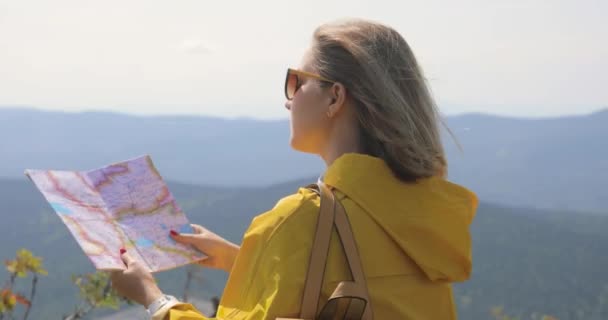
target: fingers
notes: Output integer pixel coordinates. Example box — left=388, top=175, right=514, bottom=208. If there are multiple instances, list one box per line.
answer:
left=170, top=224, right=208, bottom=244
left=119, top=248, right=135, bottom=267
left=195, top=257, right=218, bottom=269
left=190, top=224, right=206, bottom=234
left=195, top=256, right=211, bottom=265
left=170, top=231, right=200, bottom=245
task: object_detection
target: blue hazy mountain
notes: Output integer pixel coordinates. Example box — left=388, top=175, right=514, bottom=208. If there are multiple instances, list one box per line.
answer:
left=1, top=107, right=606, bottom=212
left=1, top=176, right=607, bottom=319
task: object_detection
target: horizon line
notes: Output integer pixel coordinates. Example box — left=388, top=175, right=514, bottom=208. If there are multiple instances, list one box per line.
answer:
left=0, top=104, right=606, bottom=121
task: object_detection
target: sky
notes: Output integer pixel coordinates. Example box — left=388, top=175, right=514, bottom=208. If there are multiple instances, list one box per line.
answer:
left=0, top=0, right=606, bottom=119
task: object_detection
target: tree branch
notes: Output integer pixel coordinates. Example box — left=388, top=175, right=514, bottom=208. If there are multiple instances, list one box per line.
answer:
left=22, top=275, right=38, bottom=320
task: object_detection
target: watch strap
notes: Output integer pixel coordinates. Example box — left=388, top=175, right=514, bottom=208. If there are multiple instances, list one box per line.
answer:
left=146, top=294, right=178, bottom=315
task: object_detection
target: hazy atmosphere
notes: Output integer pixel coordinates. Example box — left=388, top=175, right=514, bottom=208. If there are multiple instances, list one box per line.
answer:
left=1, top=1, right=607, bottom=319
left=1, top=0, right=606, bottom=118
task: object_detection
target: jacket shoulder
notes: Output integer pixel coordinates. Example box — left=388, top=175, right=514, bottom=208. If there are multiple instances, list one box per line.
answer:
left=245, top=187, right=320, bottom=240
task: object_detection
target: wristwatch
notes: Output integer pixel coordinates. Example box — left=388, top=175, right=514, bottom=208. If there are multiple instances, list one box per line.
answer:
left=146, top=294, right=178, bottom=316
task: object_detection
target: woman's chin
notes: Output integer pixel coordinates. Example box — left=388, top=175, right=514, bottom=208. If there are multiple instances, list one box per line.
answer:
left=290, top=140, right=318, bottom=155
left=289, top=136, right=306, bottom=153
left=289, top=137, right=300, bottom=151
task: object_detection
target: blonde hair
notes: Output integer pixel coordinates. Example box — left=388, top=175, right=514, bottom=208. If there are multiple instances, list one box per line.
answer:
left=312, top=18, right=448, bottom=182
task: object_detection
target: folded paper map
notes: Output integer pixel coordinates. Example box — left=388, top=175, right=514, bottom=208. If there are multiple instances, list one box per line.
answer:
left=25, top=155, right=205, bottom=272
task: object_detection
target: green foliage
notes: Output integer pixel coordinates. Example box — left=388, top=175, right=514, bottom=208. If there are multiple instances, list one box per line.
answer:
left=0, top=249, right=129, bottom=320
left=5, top=249, right=48, bottom=278
left=0, top=289, right=18, bottom=313
left=1, top=249, right=47, bottom=319
left=71, top=272, right=123, bottom=310
left=62, top=271, right=131, bottom=319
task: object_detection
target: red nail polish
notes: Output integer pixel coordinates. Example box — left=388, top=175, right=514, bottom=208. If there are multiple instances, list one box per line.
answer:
left=170, top=230, right=179, bottom=236
left=120, top=248, right=126, bottom=255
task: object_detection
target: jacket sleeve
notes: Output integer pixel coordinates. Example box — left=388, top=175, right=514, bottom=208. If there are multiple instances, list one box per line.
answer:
left=154, top=188, right=320, bottom=320
left=151, top=230, right=308, bottom=320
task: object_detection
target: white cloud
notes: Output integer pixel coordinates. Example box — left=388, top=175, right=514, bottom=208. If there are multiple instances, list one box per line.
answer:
left=178, top=38, right=214, bottom=55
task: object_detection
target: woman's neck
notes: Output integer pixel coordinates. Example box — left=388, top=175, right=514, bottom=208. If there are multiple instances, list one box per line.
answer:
left=320, top=118, right=363, bottom=167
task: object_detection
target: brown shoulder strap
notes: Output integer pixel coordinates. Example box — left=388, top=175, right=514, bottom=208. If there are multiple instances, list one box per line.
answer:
left=334, top=196, right=373, bottom=320
left=300, top=182, right=336, bottom=319
left=299, top=182, right=373, bottom=320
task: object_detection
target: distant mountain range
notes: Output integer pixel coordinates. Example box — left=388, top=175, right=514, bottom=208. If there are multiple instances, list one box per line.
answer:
left=445, top=108, right=608, bottom=213
left=1, top=176, right=607, bottom=319
left=2, top=106, right=607, bottom=319
left=2, top=107, right=607, bottom=213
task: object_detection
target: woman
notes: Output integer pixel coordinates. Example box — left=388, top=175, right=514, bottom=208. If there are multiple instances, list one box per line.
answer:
left=111, top=18, right=478, bottom=319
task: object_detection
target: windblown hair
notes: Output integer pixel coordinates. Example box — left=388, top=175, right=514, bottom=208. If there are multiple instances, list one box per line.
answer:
left=312, top=18, right=448, bottom=182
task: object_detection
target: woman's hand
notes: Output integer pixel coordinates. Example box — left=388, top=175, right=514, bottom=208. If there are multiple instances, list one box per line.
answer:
left=171, top=224, right=240, bottom=273
left=110, top=250, right=163, bottom=307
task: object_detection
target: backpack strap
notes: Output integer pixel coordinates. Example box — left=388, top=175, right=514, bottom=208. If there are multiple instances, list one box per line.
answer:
left=299, top=182, right=336, bottom=319
left=331, top=193, right=373, bottom=320
left=297, top=182, right=373, bottom=320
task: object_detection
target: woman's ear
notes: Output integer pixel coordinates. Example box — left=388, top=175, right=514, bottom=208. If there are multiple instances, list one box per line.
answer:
left=327, top=83, right=347, bottom=117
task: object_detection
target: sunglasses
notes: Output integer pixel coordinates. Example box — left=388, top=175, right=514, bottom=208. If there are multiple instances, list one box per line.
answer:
left=284, top=68, right=335, bottom=100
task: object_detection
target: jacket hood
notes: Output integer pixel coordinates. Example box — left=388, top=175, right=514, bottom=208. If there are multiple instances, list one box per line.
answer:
left=323, top=153, right=478, bottom=282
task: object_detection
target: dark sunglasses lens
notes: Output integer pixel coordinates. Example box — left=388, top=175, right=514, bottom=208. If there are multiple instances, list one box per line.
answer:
left=285, top=72, right=298, bottom=100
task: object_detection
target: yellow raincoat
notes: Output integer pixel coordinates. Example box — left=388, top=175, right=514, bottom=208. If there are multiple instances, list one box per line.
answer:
left=154, top=153, right=478, bottom=319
